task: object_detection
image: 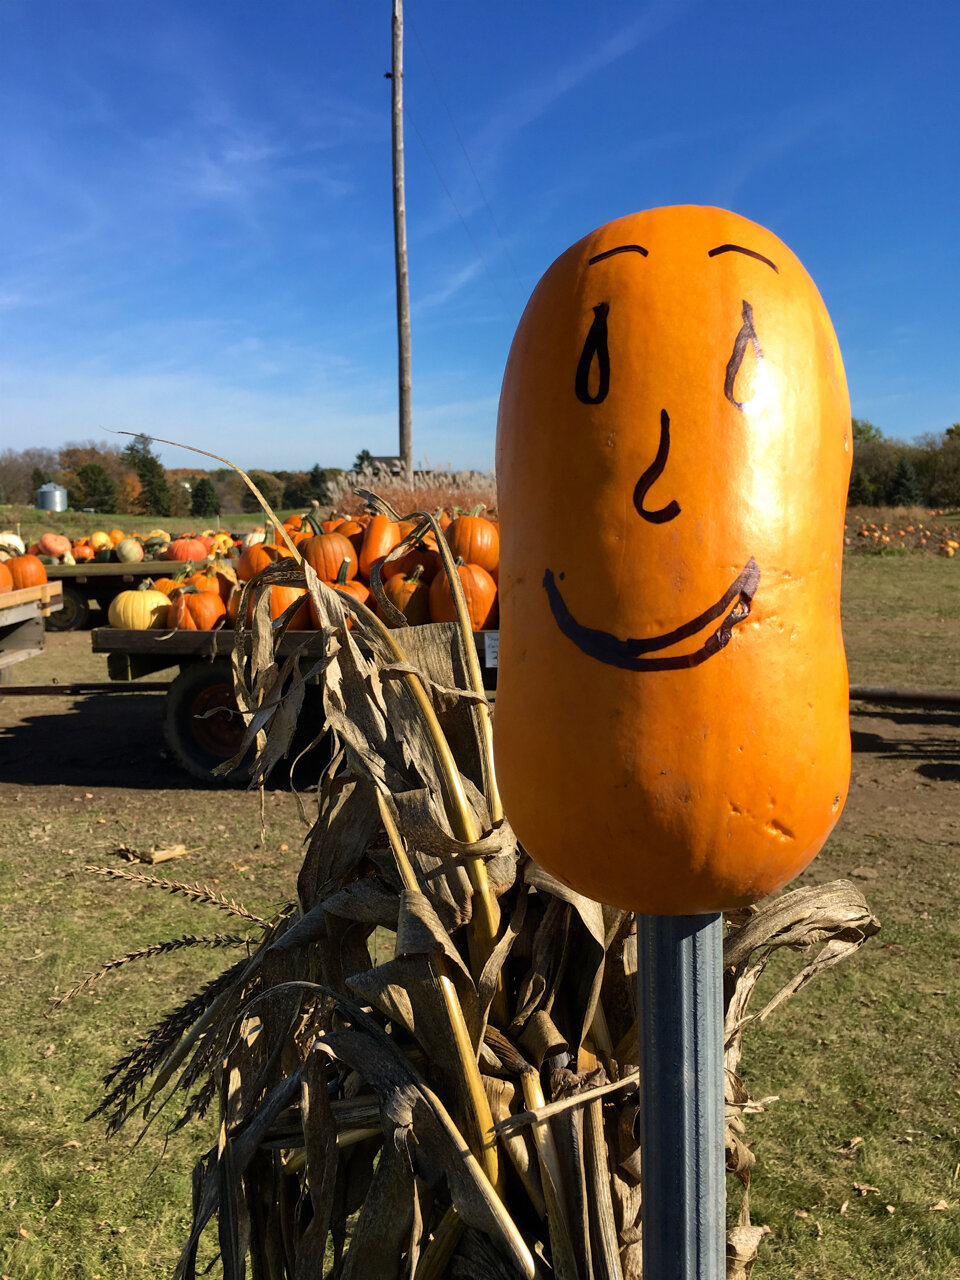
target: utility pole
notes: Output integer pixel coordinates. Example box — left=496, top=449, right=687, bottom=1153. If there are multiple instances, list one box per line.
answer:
left=391, top=0, right=413, bottom=478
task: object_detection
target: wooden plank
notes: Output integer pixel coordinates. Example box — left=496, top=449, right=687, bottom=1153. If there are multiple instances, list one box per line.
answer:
left=0, top=615, right=45, bottom=670
left=0, top=581, right=63, bottom=612
left=90, top=627, right=330, bottom=659
left=0, top=681, right=170, bottom=695
left=48, top=560, right=205, bottom=579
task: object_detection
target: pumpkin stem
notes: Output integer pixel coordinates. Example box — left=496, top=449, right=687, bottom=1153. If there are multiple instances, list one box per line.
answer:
left=469, top=503, right=485, bottom=517
left=335, top=558, right=351, bottom=586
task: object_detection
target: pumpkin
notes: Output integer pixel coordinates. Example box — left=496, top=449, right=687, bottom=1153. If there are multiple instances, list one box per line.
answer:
left=89, top=530, right=112, bottom=551
left=185, top=569, right=221, bottom=595
left=115, top=537, right=145, bottom=563
left=445, top=513, right=500, bottom=573
left=268, top=584, right=312, bottom=630
left=241, top=529, right=266, bottom=551
left=299, top=532, right=357, bottom=583
left=7, top=554, right=47, bottom=589
left=237, top=543, right=277, bottom=582
left=108, top=528, right=126, bottom=545
left=382, top=530, right=442, bottom=584
left=0, top=560, right=12, bottom=593
left=151, top=575, right=185, bottom=597
left=145, top=528, right=171, bottom=543
left=494, top=204, right=852, bottom=915
left=37, top=532, right=72, bottom=560
left=0, top=531, right=26, bottom=556
left=358, top=515, right=402, bottom=581
left=108, top=583, right=170, bottom=629
left=165, top=536, right=208, bottom=563
left=379, top=563, right=431, bottom=625
left=72, top=541, right=95, bottom=562
left=428, top=560, right=497, bottom=630
left=167, top=587, right=227, bottom=631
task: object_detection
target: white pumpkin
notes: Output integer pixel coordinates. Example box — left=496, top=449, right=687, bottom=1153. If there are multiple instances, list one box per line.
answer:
left=0, top=531, right=26, bottom=556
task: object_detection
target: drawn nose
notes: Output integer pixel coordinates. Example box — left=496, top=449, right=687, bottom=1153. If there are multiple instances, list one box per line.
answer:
left=634, top=410, right=680, bottom=523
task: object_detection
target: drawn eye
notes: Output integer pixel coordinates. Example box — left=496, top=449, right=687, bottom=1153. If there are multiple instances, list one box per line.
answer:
left=724, top=300, right=764, bottom=412
left=575, top=303, right=610, bottom=404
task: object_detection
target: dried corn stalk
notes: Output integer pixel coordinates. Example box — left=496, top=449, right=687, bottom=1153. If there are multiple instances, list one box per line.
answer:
left=90, top=497, right=880, bottom=1279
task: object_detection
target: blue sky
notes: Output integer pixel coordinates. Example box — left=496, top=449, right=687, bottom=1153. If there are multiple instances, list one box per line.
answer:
left=1, top=0, right=956, bottom=471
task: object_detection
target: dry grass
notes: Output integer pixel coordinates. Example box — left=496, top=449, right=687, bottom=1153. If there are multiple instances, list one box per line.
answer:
left=327, top=465, right=497, bottom=518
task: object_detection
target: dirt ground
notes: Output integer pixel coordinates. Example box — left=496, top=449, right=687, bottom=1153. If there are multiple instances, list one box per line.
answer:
left=2, top=630, right=957, bottom=830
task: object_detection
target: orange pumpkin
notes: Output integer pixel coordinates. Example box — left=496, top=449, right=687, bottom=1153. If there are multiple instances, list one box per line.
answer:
left=307, top=561, right=370, bottom=629
left=166, top=537, right=208, bottom=563
left=0, top=560, right=12, bottom=593
left=428, top=561, right=497, bottom=630
left=167, top=587, right=226, bottom=631
left=37, top=532, right=72, bottom=559
left=445, top=514, right=499, bottom=573
left=7, top=554, right=47, bottom=589
left=268, top=584, right=311, bottom=630
left=236, top=543, right=277, bottom=582
left=494, top=205, right=852, bottom=915
left=359, top=515, right=402, bottom=581
left=378, top=563, right=431, bottom=625
left=299, top=532, right=357, bottom=583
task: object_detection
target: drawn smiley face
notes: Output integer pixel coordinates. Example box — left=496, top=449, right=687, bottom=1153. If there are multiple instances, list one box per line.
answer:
left=540, top=236, right=780, bottom=669
left=500, top=208, right=834, bottom=673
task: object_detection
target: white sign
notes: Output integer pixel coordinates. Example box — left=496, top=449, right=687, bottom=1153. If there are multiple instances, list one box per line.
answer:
left=483, top=631, right=499, bottom=667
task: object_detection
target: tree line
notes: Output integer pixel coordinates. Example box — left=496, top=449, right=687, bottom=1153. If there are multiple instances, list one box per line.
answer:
left=0, top=437, right=345, bottom=519
left=849, top=420, right=960, bottom=507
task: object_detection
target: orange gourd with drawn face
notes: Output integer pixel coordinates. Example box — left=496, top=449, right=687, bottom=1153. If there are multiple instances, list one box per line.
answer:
left=494, top=205, right=852, bottom=915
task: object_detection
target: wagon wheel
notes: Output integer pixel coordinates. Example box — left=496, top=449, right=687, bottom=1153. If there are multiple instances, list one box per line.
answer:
left=163, top=659, right=253, bottom=786
left=45, top=585, right=90, bottom=631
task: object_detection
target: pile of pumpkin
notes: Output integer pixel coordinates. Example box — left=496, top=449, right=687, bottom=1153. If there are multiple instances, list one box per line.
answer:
left=3, top=527, right=238, bottom=565
left=106, top=509, right=500, bottom=632
left=0, top=532, right=50, bottom=595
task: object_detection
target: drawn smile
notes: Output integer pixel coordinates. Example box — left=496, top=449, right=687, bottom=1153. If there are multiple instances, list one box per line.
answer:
left=543, top=557, right=761, bottom=671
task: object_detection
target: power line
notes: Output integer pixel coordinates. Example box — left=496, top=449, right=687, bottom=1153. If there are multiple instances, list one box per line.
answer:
left=326, top=0, right=522, bottom=322
left=406, top=5, right=531, bottom=304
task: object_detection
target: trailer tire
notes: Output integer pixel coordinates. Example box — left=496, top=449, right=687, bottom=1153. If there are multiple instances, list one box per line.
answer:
left=45, top=585, right=91, bottom=631
left=163, top=660, right=253, bottom=786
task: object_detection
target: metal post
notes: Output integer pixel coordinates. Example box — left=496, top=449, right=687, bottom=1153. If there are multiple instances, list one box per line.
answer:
left=636, top=912, right=726, bottom=1279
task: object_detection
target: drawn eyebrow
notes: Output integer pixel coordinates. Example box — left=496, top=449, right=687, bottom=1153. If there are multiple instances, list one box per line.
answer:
left=588, top=244, right=648, bottom=265
left=708, top=244, right=778, bottom=273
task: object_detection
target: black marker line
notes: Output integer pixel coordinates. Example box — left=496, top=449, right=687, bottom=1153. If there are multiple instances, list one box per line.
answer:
left=708, top=244, right=778, bottom=273
left=543, top=558, right=760, bottom=671
left=575, top=302, right=610, bottom=404
left=724, top=299, right=764, bottom=412
left=588, top=244, right=649, bottom=264
left=634, top=409, right=681, bottom=524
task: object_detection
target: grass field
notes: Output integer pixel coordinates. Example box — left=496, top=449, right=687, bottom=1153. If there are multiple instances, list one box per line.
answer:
left=0, top=505, right=306, bottom=548
left=1, top=552, right=958, bottom=1277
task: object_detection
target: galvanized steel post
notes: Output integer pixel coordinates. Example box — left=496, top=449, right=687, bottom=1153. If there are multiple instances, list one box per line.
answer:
left=636, top=912, right=726, bottom=1279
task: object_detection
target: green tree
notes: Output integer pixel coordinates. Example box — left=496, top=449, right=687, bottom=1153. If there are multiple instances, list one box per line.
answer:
left=886, top=456, right=924, bottom=506
left=353, top=449, right=374, bottom=472
left=241, top=469, right=284, bottom=514
left=191, top=476, right=221, bottom=518
left=123, top=434, right=171, bottom=516
left=75, top=463, right=117, bottom=512
left=851, top=417, right=883, bottom=443
left=281, top=471, right=313, bottom=508
left=31, top=465, right=53, bottom=492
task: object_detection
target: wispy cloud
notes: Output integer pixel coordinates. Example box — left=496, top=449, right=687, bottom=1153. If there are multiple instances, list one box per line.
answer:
left=470, top=1, right=691, bottom=166
left=414, top=259, right=484, bottom=312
